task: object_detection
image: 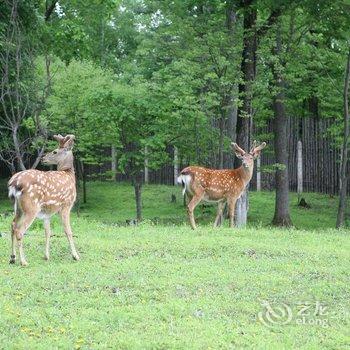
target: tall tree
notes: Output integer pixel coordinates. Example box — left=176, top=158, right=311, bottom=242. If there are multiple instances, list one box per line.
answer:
left=234, top=0, right=257, bottom=226
left=235, top=1, right=281, bottom=226
left=336, top=45, right=350, bottom=228
left=271, top=21, right=293, bottom=227
left=0, top=0, right=47, bottom=172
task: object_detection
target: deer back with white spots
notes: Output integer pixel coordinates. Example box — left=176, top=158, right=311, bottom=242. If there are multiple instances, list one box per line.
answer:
left=7, top=134, right=80, bottom=266
left=177, top=141, right=266, bottom=229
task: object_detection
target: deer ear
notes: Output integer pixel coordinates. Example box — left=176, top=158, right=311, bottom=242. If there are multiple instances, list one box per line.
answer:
left=252, top=142, right=267, bottom=158
left=231, top=142, right=245, bottom=159
left=62, top=134, right=75, bottom=150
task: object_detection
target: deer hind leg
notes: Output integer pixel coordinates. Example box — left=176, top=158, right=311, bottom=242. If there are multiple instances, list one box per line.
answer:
left=60, top=208, right=80, bottom=261
left=228, top=198, right=237, bottom=228
left=9, top=199, right=21, bottom=264
left=12, top=211, right=37, bottom=266
left=9, top=220, right=17, bottom=264
left=213, top=201, right=225, bottom=228
left=43, top=219, right=51, bottom=260
left=187, top=190, right=204, bottom=230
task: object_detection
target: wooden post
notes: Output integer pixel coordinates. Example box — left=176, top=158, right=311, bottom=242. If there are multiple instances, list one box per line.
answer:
left=173, top=146, right=179, bottom=186
left=256, top=156, right=261, bottom=191
left=297, top=140, right=303, bottom=200
left=111, top=145, right=116, bottom=181
left=144, top=146, right=149, bottom=184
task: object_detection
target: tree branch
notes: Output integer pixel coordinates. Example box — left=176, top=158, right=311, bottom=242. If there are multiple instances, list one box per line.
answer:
left=256, top=8, right=282, bottom=40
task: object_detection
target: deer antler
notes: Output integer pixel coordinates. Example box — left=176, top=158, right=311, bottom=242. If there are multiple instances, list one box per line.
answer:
left=253, top=142, right=267, bottom=152
left=251, top=142, right=267, bottom=158
left=53, top=134, right=65, bottom=148
left=231, top=142, right=246, bottom=156
left=62, top=134, right=75, bottom=147
left=250, top=140, right=258, bottom=154
left=53, top=134, right=75, bottom=149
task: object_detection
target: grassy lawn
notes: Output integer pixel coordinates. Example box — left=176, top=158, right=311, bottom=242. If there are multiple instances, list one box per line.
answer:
left=0, top=181, right=349, bottom=349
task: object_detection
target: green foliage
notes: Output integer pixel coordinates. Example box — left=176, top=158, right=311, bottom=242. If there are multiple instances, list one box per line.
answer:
left=254, top=2, right=350, bottom=145
left=2, top=0, right=350, bottom=219
left=46, top=59, right=120, bottom=164
left=135, top=0, right=242, bottom=164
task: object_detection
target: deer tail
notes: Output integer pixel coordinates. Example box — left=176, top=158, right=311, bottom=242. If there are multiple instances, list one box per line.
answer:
left=177, top=172, right=192, bottom=196
left=8, top=184, right=22, bottom=215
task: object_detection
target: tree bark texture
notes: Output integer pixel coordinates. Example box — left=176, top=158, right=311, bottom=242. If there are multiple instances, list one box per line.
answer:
left=271, top=24, right=292, bottom=227
left=132, top=172, right=143, bottom=222
left=235, top=0, right=257, bottom=226
left=336, top=47, right=350, bottom=228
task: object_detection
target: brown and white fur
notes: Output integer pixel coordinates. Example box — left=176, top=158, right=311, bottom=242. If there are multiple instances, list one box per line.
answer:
left=8, top=134, right=79, bottom=266
left=177, top=141, right=266, bottom=229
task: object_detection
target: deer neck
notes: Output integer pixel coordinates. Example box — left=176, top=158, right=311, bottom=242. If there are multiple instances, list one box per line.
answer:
left=57, top=152, right=75, bottom=174
left=57, top=165, right=75, bottom=175
left=237, top=164, right=254, bottom=185
left=57, top=152, right=74, bottom=174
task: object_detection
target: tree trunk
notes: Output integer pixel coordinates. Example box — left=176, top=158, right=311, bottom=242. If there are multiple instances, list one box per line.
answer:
left=111, top=145, right=117, bottom=181
left=81, top=161, right=87, bottom=204
left=256, top=156, right=261, bottom=191
left=336, top=47, right=350, bottom=228
left=235, top=1, right=257, bottom=226
left=225, top=1, right=238, bottom=170
left=272, top=24, right=292, bottom=227
left=134, top=180, right=142, bottom=222
left=226, top=95, right=238, bottom=168
left=144, top=146, right=149, bottom=184
left=218, top=114, right=225, bottom=169
left=75, top=158, right=81, bottom=217
left=235, top=190, right=248, bottom=227
left=236, top=2, right=256, bottom=152
left=272, top=95, right=292, bottom=226
left=12, top=126, right=26, bottom=171
left=173, top=146, right=179, bottom=185
left=297, top=140, right=303, bottom=201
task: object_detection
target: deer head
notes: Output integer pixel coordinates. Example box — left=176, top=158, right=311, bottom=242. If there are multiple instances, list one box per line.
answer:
left=42, top=134, right=75, bottom=171
left=231, top=141, right=266, bottom=169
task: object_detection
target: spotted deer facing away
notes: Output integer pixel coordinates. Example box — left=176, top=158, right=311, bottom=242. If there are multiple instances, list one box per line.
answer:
left=8, top=134, right=79, bottom=266
left=177, top=141, right=266, bottom=229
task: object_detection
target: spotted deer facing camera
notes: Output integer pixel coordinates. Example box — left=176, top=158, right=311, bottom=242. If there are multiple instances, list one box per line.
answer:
left=8, top=134, right=80, bottom=266
left=177, top=141, right=266, bottom=229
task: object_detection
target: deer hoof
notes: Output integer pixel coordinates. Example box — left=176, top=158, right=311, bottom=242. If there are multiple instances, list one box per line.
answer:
left=72, top=254, right=80, bottom=261
left=20, top=261, right=28, bottom=267
left=44, top=255, right=49, bottom=261
left=9, top=255, right=16, bottom=264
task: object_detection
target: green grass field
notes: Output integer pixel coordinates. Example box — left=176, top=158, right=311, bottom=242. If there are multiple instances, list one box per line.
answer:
left=0, top=181, right=349, bottom=349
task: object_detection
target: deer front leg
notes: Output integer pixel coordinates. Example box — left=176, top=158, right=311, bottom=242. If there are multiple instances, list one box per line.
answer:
left=17, top=236, right=27, bottom=267
left=228, top=198, right=237, bottom=228
left=44, top=219, right=51, bottom=260
left=60, top=208, right=80, bottom=261
left=187, top=190, right=204, bottom=230
left=213, top=201, right=225, bottom=228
